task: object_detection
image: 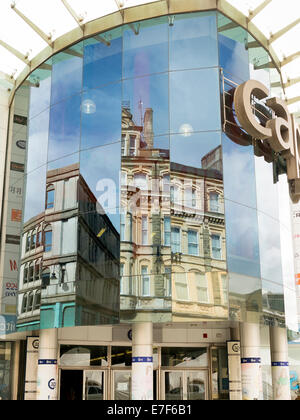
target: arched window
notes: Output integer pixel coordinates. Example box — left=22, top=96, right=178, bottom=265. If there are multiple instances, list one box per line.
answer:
left=34, top=260, right=41, bottom=281
left=27, top=292, right=34, bottom=312
left=28, top=262, right=34, bottom=282
left=21, top=294, right=28, bottom=313
left=134, top=173, right=147, bottom=190
left=25, top=232, right=31, bottom=252
left=34, top=290, right=41, bottom=310
left=43, top=225, right=52, bottom=252
left=23, top=264, right=28, bottom=285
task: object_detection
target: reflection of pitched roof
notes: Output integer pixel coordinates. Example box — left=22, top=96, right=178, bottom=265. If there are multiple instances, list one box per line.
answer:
left=170, top=162, right=223, bottom=180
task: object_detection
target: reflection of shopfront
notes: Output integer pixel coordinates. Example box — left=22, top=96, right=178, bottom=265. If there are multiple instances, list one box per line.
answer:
left=58, top=344, right=228, bottom=400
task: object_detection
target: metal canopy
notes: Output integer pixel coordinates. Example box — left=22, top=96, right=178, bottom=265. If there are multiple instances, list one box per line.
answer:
left=1, top=0, right=299, bottom=119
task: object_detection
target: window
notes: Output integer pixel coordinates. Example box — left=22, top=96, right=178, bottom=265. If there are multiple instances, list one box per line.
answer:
left=194, top=272, right=209, bottom=303
left=141, top=266, right=150, bottom=296
left=23, top=265, right=28, bottom=284
left=210, top=192, right=219, bottom=213
left=120, top=263, right=124, bottom=295
left=164, top=216, right=171, bottom=246
left=46, top=185, right=55, bottom=209
left=34, top=261, right=40, bottom=281
left=41, top=268, right=50, bottom=289
left=188, top=230, right=198, bottom=255
left=141, top=216, right=148, bottom=245
left=25, top=234, right=31, bottom=252
left=28, top=263, right=34, bottom=282
left=211, top=234, right=221, bottom=259
left=129, top=135, right=136, bottom=156
left=174, top=273, right=188, bottom=300
left=31, top=233, right=36, bottom=250
left=120, top=212, right=125, bottom=241
left=34, top=290, right=41, bottom=310
left=134, top=173, right=147, bottom=190
left=171, top=227, right=181, bottom=253
left=44, top=227, right=52, bottom=252
left=27, top=292, right=34, bottom=312
left=185, top=187, right=196, bottom=208
left=165, top=266, right=172, bottom=297
left=170, top=185, right=180, bottom=204
left=121, top=134, right=126, bottom=156
left=21, top=294, right=28, bottom=313
left=162, top=174, right=170, bottom=193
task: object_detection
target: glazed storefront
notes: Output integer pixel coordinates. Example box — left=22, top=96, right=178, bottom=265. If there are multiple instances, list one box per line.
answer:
left=5, top=8, right=298, bottom=400
left=58, top=344, right=227, bottom=400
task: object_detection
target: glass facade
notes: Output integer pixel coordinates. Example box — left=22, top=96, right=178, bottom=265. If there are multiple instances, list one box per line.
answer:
left=15, top=11, right=294, bottom=331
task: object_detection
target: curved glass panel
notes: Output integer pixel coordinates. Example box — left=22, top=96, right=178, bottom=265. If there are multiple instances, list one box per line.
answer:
left=14, top=11, right=295, bottom=332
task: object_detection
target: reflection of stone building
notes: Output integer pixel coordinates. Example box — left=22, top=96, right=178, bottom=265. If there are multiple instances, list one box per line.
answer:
left=17, top=164, right=119, bottom=330
left=120, top=107, right=228, bottom=322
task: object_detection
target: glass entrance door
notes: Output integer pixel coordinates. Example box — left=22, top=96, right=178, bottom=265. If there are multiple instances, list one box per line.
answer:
left=162, top=370, right=208, bottom=400
left=83, top=370, right=105, bottom=400
left=113, top=370, right=131, bottom=400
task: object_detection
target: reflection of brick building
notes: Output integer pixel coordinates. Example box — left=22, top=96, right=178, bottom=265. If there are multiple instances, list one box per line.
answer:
left=120, top=108, right=228, bottom=322
left=17, top=164, right=120, bottom=331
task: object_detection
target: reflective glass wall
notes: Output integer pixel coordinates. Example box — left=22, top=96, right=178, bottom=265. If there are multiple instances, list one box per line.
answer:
left=15, top=11, right=294, bottom=330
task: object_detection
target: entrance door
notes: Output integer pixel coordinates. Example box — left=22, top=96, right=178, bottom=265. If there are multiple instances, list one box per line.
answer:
left=113, top=370, right=131, bottom=400
left=162, top=370, right=208, bottom=400
left=83, top=370, right=106, bottom=400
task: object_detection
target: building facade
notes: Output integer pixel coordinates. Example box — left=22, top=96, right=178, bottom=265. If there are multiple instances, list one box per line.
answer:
left=0, top=4, right=300, bottom=400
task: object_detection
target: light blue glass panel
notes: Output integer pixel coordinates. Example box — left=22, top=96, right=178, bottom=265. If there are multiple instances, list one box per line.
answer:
left=50, top=43, right=83, bottom=105
left=222, top=133, right=257, bottom=209
left=224, top=200, right=261, bottom=279
left=170, top=68, right=221, bottom=134
left=23, top=165, right=47, bottom=223
left=122, top=73, right=169, bottom=137
left=123, top=17, right=168, bottom=79
left=48, top=94, right=81, bottom=162
left=171, top=131, right=221, bottom=169
left=83, top=28, right=122, bottom=89
left=81, top=83, right=122, bottom=150
left=26, top=110, right=49, bottom=174
left=170, top=12, right=218, bottom=71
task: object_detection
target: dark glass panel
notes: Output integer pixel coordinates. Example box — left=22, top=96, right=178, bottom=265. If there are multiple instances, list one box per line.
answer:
left=123, top=17, right=168, bottom=79
left=48, top=94, right=81, bottom=162
left=81, top=82, right=122, bottom=150
left=170, top=12, right=218, bottom=71
left=83, top=28, right=122, bottom=89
